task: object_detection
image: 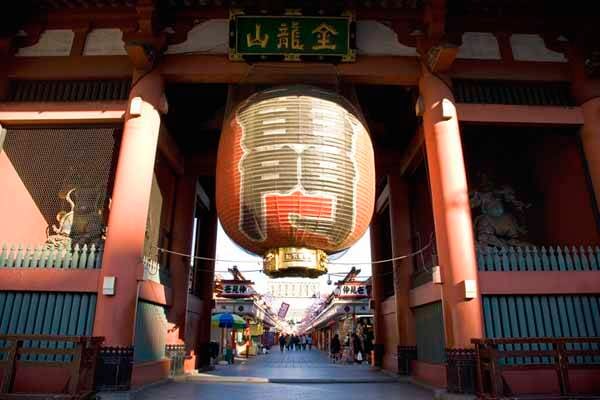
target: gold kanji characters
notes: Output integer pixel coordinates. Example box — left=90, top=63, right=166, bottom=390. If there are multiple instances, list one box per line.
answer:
left=247, top=24, right=269, bottom=48
left=312, top=23, right=338, bottom=50
left=277, top=21, right=304, bottom=50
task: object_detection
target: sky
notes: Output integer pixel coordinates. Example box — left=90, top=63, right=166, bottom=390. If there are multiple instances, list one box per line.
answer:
left=214, top=220, right=372, bottom=302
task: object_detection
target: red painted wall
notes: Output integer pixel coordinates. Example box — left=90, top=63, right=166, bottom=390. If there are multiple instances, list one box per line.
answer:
left=501, top=369, right=600, bottom=395
left=0, top=152, right=48, bottom=245
left=410, top=360, right=447, bottom=388
left=533, top=134, right=600, bottom=245
left=0, top=365, right=72, bottom=394
left=381, top=296, right=399, bottom=372
left=131, top=359, right=170, bottom=388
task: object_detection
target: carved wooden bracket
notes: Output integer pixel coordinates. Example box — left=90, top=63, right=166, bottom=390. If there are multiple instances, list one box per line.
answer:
left=415, top=0, right=461, bottom=73
left=423, top=42, right=459, bottom=73
left=123, top=0, right=166, bottom=70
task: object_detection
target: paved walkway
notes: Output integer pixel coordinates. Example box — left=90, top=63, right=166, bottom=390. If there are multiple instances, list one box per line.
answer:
left=195, top=348, right=395, bottom=382
left=123, top=350, right=436, bottom=400
left=136, top=382, right=436, bottom=400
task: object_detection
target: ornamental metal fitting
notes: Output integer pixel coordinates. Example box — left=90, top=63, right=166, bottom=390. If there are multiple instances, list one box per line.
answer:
left=263, top=247, right=327, bottom=278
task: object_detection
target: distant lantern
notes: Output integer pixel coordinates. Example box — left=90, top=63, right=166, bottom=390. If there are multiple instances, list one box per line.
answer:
left=216, top=86, right=375, bottom=278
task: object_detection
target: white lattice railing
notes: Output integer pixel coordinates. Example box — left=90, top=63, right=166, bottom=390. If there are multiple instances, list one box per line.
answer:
left=476, top=245, right=600, bottom=272
left=0, top=243, right=103, bottom=269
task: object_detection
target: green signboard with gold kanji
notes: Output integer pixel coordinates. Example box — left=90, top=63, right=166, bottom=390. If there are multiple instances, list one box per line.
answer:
left=229, top=12, right=356, bottom=62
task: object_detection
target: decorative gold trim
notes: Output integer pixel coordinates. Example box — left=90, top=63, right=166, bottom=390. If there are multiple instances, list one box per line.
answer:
left=342, top=49, right=356, bottom=62
left=263, top=247, right=328, bottom=278
left=284, top=9, right=302, bottom=16
left=229, top=8, right=245, bottom=18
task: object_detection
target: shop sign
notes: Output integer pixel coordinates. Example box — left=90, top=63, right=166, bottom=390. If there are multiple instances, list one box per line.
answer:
left=278, top=302, right=290, bottom=318
left=336, top=283, right=369, bottom=298
left=229, top=12, right=356, bottom=62
left=222, top=283, right=253, bottom=297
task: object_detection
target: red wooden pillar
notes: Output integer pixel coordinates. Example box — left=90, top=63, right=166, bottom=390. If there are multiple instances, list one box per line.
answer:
left=167, top=175, right=197, bottom=348
left=0, top=38, right=11, bottom=101
left=195, top=207, right=218, bottom=369
left=568, top=42, right=600, bottom=212
left=581, top=99, right=600, bottom=211
left=418, top=67, right=484, bottom=350
left=388, top=172, right=417, bottom=374
left=94, top=70, right=164, bottom=346
left=369, top=220, right=385, bottom=367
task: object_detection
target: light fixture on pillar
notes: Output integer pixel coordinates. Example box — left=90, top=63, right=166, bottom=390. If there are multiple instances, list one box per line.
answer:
left=415, top=96, right=424, bottom=117
left=129, top=97, right=143, bottom=116
left=431, top=252, right=442, bottom=284
left=216, top=85, right=375, bottom=278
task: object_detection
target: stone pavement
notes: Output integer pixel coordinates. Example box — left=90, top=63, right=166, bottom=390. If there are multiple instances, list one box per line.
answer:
left=195, top=348, right=397, bottom=382
left=122, top=350, right=437, bottom=400
left=135, top=382, right=436, bottom=400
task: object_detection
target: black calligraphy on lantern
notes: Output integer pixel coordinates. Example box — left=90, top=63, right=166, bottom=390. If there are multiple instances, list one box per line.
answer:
left=236, top=95, right=360, bottom=246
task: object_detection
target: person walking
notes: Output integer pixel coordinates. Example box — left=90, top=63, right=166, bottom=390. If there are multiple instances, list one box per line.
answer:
left=306, top=334, right=313, bottom=350
left=330, top=334, right=341, bottom=362
left=300, top=334, right=307, bottom=351
left=286, top=334, right=292, bottom=351
left=363, top=330, right=373, bottom=364
left=352, top=332, right=364, bottom=364
left=279, top=334, right=286, bottom=352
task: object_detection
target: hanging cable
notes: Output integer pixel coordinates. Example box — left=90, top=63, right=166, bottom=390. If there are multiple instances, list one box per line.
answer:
left=154, top=246, right=262, bottom=264
left=150, top=231, right=434, bottom=276
left=328, top=233, right=434, bottom=266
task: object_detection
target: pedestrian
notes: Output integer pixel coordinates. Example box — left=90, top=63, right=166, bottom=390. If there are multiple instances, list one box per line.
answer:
left=286, top=334, right=292, bottom=351
left=363, top=330, right=373, bottom=364
left=330, top=334, right=341, bottom=363
left=300, top=334, right=307, bottom=351
left=294, top=335, right=301, bottom=351
left=306, top=334, right=313, bottom=351
left=352, top=332, right=364, bottom=364
left=279, top=334, right=286, bottom=352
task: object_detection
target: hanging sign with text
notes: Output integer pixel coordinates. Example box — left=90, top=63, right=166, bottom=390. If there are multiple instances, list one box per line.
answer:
left=229, top=12, right=356, bottom=62
left=277, top=302, right=290, bottom=319
left=336, top=282, right=369, bottom=299
left=221, top=283, right=254, bottom=298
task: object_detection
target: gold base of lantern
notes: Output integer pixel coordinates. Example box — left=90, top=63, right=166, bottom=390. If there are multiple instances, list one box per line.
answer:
left=263, top=247, right=327, bottom=278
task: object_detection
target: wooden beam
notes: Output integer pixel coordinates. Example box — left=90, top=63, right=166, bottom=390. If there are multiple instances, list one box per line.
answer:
left=375, top=180, right=390, bottom=214
left=450, top=59, right=570, bottom=82
left=456, top=103, right=583, bottom=125
left=0, top=101, right=127, bottom=125
left=185, top=152, right=217, bottom=177
left=0, top=269, right=100, bottom=292
left=409, top=280, right=442, bottom=308
left=336, top=56, right=421, bottom=86
left=479, top=271, right=600, bottom=295
left=399, top=126, right=424, bottom=176
left=161, top=55, right=423, bottom=85
left=7, top=56, right=132, bottom=80
left=138, top=280, right=173, bottom=306
left=160, top=54, right=248, bottom=84
left=6, top=54, right=573, bottom=85
left=158, top=125, right=185, bottom=175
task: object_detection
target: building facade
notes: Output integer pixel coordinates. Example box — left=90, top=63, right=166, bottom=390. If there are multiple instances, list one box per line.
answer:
left=0, top=0, right=599, bottom=397
left=213, top=269, right=281, bottom=357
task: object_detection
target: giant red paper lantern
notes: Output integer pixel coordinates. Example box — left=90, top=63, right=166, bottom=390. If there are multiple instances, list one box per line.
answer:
left=216, top=86, right=374, bottom=278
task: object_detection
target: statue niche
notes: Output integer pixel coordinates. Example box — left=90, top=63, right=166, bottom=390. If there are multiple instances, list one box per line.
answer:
left=44, top=188, right=76, bottom=250
left=469, top=175, right=531, bottom=248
